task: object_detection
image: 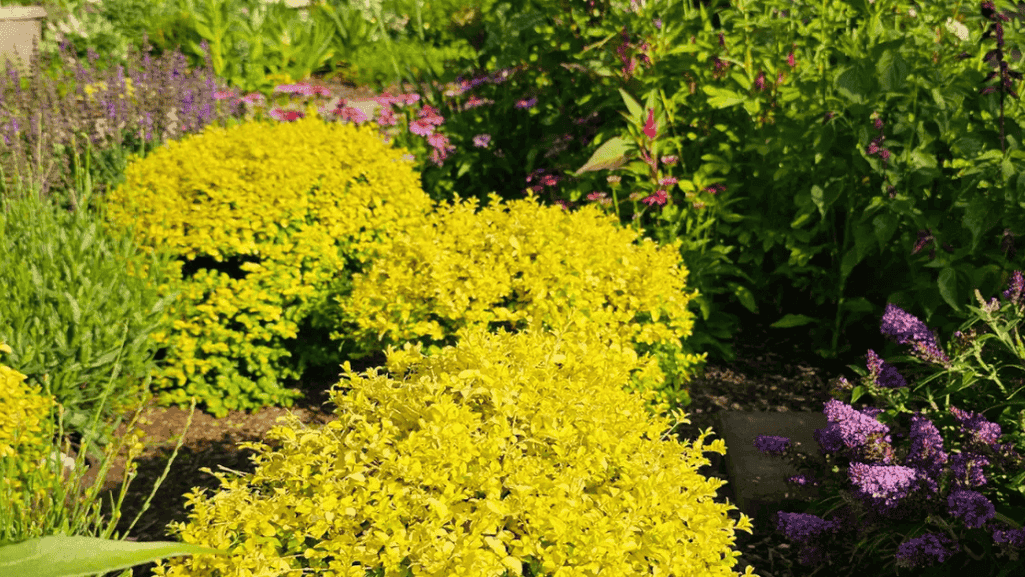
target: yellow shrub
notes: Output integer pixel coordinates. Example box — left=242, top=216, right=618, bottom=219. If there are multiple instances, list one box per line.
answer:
left=96, top=106, right=436, bottom=418
left=0, top=341, right=60, bottom=508
left=154, top=327, right=755, bottom=577
left=333, top=192, right=707, bottom=415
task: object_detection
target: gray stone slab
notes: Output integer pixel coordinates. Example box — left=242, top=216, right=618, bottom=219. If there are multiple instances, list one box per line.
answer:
left=716, top=411, right=829, bottom=521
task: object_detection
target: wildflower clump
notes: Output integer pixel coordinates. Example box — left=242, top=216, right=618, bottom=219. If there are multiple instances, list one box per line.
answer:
left=333, top=191, right=707, bottom=415
left=96, top=107, right=435, bottom=418
left=153, top=327, right=755, bottom=577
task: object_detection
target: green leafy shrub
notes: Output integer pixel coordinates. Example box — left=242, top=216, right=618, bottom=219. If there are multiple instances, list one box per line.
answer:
left=0, top=190, right=182, bottom=457
left=333, top=192, right=707, bottom=414
left=96, top=106, right=437, bottom=418
left=152, top=326, right=755, bottom=577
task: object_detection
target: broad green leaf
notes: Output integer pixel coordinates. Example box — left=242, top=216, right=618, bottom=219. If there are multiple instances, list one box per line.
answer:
left=701, top=85, right=744, bottom=109
left=573, top=137, right=632, bottom=175
left=730, top=282, right=757, bottom=313
left=963, top=195, right=995, bottom=252
left=876, top=49, right=908, bottom=93
left=872, top=213, right=898, bottom=249
left=834, top=65, right=870, bottom=105
left=770, top=314, right=818, bottom=328
left=0, top=534, right=229, bottom=577
left=938, top=267, right=962, bottom=311
left=851, top=385, right=867, bottom=404
left=618, top=88, right=644, bottom=122
left=840, top=249, right=862, bottom=280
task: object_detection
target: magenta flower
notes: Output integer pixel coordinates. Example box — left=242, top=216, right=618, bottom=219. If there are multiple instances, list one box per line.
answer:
left=515, top=97, right=537, bottom=109
left=643, top=108, right=658, bottom=139
left=472, top=134, right=491, bottom=148
left=641, top=189, right=668, bottom=206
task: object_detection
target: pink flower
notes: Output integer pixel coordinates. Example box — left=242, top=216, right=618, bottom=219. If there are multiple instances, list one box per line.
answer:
left=641, top=189, right=668, bottom=206
left=643, top=108, right=658, bottom=139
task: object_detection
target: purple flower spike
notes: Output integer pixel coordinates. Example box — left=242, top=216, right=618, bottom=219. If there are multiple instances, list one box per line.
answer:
left=895, top=533, right=959, bottom=568
left=776, top=512, right=836, bottom=543
left=948, top=489, right=996, bottom=529
left=905, top=414, right=947, bottom=486
left=816, top=400, right=892, bottom=455
left=950, top=405, right=1003, bottom=448
left=1003, top=270, right=1025, bottom=307
left=866, top=349, right=908, bottom=388
left=950, top=452, right=990, bottom=489
left=993, top=527, right=1025, bottom=547
left=880, top=304, right=950, bottom=365
left=754, top=435, right=791, bottom=455
left=848, top=463, right=924, bottom=512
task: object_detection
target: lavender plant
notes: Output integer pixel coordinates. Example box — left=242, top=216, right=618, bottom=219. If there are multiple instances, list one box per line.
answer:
left=752, top=273, right=1025, bottom=575
left=0, top=32, right=249, bottom=212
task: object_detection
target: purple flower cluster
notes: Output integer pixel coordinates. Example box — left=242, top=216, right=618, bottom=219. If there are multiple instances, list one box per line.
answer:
left=950, top=405, right=1003, bottom=449
left=762, top=282, right=1025, bottom=572
left=776, top=512, right=837, bottom=543
left=895, top=533, right=959, bottom=568
left=848, top=463, right=925, bottom=513
left=754, top=434, right=790, bottom=455
left=815, top=400, right=893, bottom=462
left=947, top=489, right=996, bottom=529
left=949, top=452, right=990, bottom=489
left=993, top=527, right=1025, bottom=547
left=866, top=349, right=908, bottom=388
left=1003, top=270, right=1025, bottom=308
left=880, top=303, right=951, bottom=366
left=905, top=414, right=947, bottom=487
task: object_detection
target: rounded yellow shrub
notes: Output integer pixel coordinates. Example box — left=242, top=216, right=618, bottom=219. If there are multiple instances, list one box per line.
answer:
left=96, top=106, right=436, bottom=418
left=333, top=191, right=707, bottom=415
left=153, top=326, right=754, bottom=577
left=0, top=340, right=61, bottom=508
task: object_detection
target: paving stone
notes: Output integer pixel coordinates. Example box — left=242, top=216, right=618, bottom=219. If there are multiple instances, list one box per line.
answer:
left=716, top=411, right=829, bottom=522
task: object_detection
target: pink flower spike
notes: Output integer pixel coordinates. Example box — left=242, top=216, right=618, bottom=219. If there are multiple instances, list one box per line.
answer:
left=643, top=108, right=658, bottom=139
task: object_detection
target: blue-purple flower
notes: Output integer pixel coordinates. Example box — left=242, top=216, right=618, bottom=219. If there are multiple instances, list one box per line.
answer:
left=950, top=405, right=1003, bottom=449
left=754, top=434, right=790, bottom=455
left=866, top=349, right=909, bottom=388
left=1003, top=270, right=1025, bottom=308
left=949, top=452, right=990, bottom=489
left=848, top=463, right=925, bottom=513
left=993, top=527, right=1025, bottom=547
left=880, top=303, right=951, bottom=366
left=904, top=414, right=947, bottom=489
left=816, top=400, right=893, bottom=460
left=776, top=512, right=836, bottom=543
left=895, top=533, right=959, bottom=568
left=947, top=489, right=996, bottom=529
